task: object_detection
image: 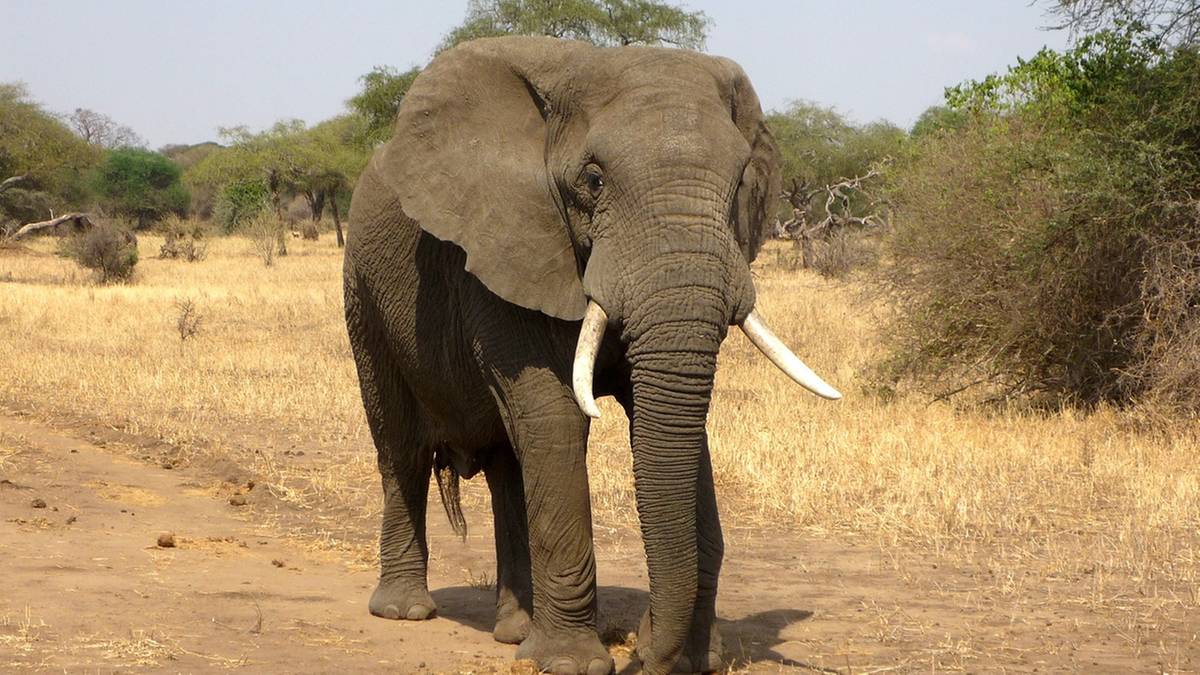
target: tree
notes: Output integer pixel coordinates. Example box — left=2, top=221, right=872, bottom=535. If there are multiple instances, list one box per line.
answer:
left=766, top=101, right=902, bottom=237
left=66, top=108, right=145, bottom=149
left=1045, top=0, right=1200, bottom=45
left=92, top=148, right=189, bottom=229
left=439, top=0, right=709, bottom=52
left=909, top=105, right=968, bottom=139
left=186, top=117, right=369, bottom=244
left=0, top=83, right=100, bottom=226
left=347, top=66, right=422, bottom=147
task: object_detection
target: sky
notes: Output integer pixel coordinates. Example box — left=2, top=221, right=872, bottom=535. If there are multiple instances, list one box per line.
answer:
left=1, top=1, right=1070, bottom=148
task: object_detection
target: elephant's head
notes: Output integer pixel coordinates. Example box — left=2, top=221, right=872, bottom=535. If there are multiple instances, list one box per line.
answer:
left=377, top=36, right=839, bottom=672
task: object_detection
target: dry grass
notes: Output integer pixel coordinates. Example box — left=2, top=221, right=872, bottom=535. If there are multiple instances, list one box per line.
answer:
left=1, top=235, right=1197, bottom=607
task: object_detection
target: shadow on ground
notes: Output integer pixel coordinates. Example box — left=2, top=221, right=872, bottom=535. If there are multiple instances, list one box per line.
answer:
left=433, top=585, right=817, bottom=671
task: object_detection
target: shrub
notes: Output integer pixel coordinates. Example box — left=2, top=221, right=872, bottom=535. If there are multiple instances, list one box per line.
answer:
left=61, top=223, right=139, bottom=283
left=301, top=222, right=319, bottom=240
left=244, top=211, right=287, bottom=267
left=213, top=180, right=269, bottom=232
left=882, top=28, right=1200, bottom=413
left=158, top=215, right=208, bottom=262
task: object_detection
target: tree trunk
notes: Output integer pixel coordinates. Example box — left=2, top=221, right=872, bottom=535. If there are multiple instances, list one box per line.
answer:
left=330, top=191, right=344, bottom=248
left=311, top=190, right=326, bottom=223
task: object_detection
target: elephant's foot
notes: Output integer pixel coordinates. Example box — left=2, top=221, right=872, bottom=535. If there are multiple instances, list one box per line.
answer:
left=493, top=601, right=531, bottom=644
left=514, top=626, right=613, bottom=675
left=636, top=611, right=725, bottom=674
left=368, top=579, right=436, bottom=620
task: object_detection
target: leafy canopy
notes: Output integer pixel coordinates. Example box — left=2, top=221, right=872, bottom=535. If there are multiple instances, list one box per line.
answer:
left=92, top=147, right=189, bottom=228
left=439, top=0, right=709, bottom=52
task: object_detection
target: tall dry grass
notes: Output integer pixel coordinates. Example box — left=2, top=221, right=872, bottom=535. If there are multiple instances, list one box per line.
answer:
left=1, top=235, right=1197, bottom=593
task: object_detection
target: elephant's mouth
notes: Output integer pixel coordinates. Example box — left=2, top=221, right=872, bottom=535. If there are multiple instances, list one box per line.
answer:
left=571, top=295, right=841, bottom=419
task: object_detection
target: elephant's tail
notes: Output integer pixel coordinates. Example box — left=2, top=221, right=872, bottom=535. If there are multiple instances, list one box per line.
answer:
left=434, top=464, right=467, bottom=541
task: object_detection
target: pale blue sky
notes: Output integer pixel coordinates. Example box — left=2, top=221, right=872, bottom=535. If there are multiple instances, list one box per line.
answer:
left=1, top=1, right=1069, bottom=148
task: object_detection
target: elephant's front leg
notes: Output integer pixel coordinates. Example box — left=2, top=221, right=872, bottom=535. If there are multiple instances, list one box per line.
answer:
left=484, top=442, right=533, bottom=644
left=503, top=370, right=612, bottom=675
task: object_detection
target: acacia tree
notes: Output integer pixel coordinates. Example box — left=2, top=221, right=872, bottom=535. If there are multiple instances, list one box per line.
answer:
left=349, top=0, right=709, bottom=146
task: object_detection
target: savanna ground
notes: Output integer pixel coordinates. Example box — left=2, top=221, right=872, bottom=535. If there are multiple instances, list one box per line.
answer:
left=1, top=233, right=1197, bottom=672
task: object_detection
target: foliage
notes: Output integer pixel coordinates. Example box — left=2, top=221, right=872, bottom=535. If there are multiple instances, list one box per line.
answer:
left=883, top=26, right=1200, bottom=413
left=212, top=179, right=269, bottom=232
left=91, top=147, right=189, bottom=229
left=766, top=100, right=903, bottom=228
left=347, top=66, right=422, bottom=146
left=187, top=117, right=367, bottom=239
left=0, top=83, right=100, bottom=224
left=60, top=223, right=139, bottom=283
left=909, top=105, right=968, bottom=138
left=439, top=0, right=709, bottom=53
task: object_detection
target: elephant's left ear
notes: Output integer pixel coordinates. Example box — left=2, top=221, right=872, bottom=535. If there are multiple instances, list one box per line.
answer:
left=709, top=58, right=782, bottom=264
left=374, top=37, right=589, bottom=321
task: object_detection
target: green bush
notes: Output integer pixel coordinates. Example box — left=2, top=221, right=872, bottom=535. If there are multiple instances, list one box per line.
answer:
left=92, top=148, right=189, bottom=229
left=213, top=179, right=269, bottom=232
left=882, top=28, right=1200, bottom=413
left=61, top=224, right=139, bottom=283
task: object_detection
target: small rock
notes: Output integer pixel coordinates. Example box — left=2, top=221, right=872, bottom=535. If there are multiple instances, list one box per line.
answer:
left=66, top=515, right=77, bottom=525
left=157, top=532, right=176, bottom=548
left=161, top=461, right=174, bottom=470
left=245, top=480, right=255, bottom=490
left=271, top=559, right=285, bottom=568
left=229, top=494, right=247, bottom=507
left=30, top=498, right=46, bottom=509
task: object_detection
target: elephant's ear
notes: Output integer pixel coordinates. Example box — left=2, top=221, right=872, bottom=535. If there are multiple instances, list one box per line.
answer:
left=711, top=58, right=782, bottom=264
left=375, top=38, right=588, bottom=321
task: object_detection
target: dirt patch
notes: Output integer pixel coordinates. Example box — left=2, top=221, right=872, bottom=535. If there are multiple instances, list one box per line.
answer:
left=0, top=410, right=1196, bottom=672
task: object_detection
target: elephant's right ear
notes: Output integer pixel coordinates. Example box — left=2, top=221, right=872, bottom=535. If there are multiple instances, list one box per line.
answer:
left=375, top=38, right=588, bottom=321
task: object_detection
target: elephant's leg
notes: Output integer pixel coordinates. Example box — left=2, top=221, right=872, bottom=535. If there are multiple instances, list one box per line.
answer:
left=347, top=291, right=436, bottom=621
left=500, top=372, right=611, bottom=675
left=371, top=442, right=436, bottom=620
left=484, top=442, right=533, bottom=644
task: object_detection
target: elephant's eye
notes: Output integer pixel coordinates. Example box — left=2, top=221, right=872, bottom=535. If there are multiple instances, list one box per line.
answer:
left=583, top=164, right=604, bottom=196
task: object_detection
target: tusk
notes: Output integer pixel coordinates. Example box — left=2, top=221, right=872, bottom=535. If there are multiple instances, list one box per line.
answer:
left=739, top=310, right=842, bottom=400
left=572, top=300, right=608, bottom=419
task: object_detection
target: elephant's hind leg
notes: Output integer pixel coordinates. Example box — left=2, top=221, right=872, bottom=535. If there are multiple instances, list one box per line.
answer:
left=347, top=279, right=436, bottom=621
left=484, top=442, right=533, bottom=644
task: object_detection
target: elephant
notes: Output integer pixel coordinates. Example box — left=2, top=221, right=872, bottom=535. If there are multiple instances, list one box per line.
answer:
left=342, top=36, right=840, bottom=675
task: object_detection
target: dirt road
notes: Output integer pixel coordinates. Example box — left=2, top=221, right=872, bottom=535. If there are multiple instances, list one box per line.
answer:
left=1, top=410, right=1194, bottom=672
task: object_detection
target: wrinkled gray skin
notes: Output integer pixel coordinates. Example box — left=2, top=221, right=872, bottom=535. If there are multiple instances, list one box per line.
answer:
left=343, top=36, right=780, bottom=675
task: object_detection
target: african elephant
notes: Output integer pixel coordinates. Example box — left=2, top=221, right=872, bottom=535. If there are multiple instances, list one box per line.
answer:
left=343, top=36, right=840, bottom=675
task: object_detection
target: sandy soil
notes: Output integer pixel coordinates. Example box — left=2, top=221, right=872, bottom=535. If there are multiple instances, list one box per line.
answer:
left=0, top=408, right=1195, bottom=673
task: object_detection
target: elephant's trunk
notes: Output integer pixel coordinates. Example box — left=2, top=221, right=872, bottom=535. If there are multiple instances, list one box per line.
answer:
left=626, top=336, right=718, bottom=674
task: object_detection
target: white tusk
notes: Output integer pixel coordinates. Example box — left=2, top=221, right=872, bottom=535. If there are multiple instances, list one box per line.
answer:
left=739, top=310, right=842, bottom=400
left=572, top=300, right=608, bottom=419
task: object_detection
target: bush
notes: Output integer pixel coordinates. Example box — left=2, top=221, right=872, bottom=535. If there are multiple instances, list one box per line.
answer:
left=244, top=211, right=287, bottom=266
left=158, top=215, right=208, bottom=262
left=61, top=224, right=139, bottom=283
left=301, top=222, right=319, bottom=240
left=213, top=180, right=269, bottom=232
left=882, top=28, right=1200, bottom=413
